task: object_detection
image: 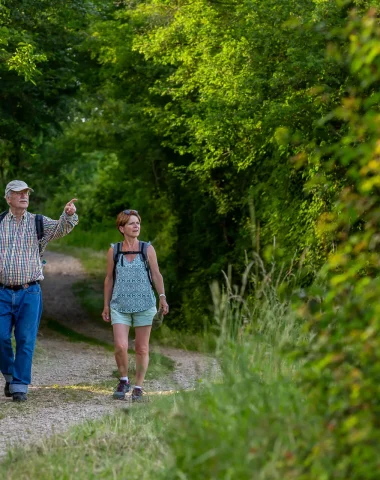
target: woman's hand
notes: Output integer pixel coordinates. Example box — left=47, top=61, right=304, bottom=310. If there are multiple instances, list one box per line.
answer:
left=102, top=306, right=111, bottom=322
left=159, top=296, right=169, bottom=315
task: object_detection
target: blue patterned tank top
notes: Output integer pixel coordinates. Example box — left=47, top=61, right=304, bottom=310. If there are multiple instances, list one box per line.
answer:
left=110, top=251, right=156, bottom=313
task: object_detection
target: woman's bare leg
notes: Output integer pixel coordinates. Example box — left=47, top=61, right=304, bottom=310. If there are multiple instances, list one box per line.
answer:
left=134, top=325, right=152, bottom=386
left=113, top=324, right=130, bottom=377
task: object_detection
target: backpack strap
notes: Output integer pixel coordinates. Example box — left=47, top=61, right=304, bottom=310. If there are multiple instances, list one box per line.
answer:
left=0, top=211, right=7, bottom=224
left=35, top=214, right=44, bottom=255
left=113, top=241, right=122, bottom=263
left=139, top=241, right=154, bottom=289
left=112, top=241, right=154, bottom=289
left=113, top=242, right=123, bottom=280
left=35, top=214, right=44, bottom=241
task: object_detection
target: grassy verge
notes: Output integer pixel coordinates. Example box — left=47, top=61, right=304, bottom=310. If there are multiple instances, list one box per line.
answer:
left=0, top=395, right=176, bottom=479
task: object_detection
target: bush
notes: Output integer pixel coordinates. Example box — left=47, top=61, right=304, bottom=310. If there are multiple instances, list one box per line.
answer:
left=293, top=9, right=380, bottom=479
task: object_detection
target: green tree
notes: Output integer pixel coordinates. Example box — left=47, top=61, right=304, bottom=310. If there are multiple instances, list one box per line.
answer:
left=0, top=0, right=99, bottom=188
left=130, top=0, right=352, bottom=271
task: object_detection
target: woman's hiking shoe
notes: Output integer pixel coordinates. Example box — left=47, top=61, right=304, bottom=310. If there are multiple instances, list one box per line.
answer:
left=131, top=387, right=149, bottom=403
left=4, top=382, right=11, bottom=398
left=113, top=380, right=130, bottom=400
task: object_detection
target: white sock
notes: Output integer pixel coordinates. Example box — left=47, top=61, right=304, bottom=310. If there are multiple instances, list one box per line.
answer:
left=120, top=376, right=129, bottom=382
left=134, top=385, right=142, bottom=390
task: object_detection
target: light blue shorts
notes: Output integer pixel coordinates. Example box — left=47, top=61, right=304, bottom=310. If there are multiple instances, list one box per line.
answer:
left=111, top=306, right=157, bottom=327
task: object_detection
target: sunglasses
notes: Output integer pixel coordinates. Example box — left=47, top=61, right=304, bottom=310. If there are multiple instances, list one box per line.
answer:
left=123, top=209, right=138, bottom=215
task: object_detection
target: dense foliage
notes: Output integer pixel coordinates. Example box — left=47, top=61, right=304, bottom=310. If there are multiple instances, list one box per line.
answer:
left=295, top=8, right=380, bottom=478
left=0, top=0, right=102, bottom=184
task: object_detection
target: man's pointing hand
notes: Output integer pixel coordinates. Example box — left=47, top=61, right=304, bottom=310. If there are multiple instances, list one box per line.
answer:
left=64, top=199, right=78, bottom=216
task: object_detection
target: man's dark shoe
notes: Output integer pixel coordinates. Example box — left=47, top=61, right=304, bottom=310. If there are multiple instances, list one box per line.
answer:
left=4, top=382, right=11, bottom=398
left=12, top=392, right=27, bottom=402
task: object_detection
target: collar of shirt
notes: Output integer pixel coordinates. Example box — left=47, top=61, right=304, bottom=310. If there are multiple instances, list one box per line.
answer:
left=8, top=209, right=27, bottom=221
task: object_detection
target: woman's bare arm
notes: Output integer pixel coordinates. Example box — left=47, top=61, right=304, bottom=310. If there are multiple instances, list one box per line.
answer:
left=147, top=245, right=169, bottom=315
left=102, top=247, right=115, bottom=322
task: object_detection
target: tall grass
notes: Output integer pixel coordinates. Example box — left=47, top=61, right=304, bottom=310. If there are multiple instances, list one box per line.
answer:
left=160, top=257, right=320, bottom=479
left=212, top=255, right=307, bottom=375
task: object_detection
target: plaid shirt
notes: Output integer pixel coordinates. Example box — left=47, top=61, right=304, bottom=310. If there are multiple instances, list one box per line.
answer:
left=0, top=209, right=79, bottom=286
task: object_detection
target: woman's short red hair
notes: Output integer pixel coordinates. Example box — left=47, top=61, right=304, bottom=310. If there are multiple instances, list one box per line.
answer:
left=116, top=210, right=141, bottom=235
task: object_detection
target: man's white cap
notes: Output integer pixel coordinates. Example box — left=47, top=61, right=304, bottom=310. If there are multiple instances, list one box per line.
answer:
left=4, top=180, right=34, bottom=197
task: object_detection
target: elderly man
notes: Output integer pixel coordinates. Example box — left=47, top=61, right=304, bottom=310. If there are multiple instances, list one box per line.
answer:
left=0, top=180, right=78, bottom=402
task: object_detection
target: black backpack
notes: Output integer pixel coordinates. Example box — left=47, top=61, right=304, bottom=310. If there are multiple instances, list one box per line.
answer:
left=113, top=240, right=154, bottom=288
left=0, top=211, right=44, bottom=255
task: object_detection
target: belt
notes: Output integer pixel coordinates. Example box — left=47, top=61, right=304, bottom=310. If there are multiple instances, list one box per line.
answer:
left=0, top=281, right=39, bottom=291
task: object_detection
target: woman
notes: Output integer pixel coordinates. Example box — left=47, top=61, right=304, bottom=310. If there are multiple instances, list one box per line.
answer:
left=102, top=209, right=169, bottom=401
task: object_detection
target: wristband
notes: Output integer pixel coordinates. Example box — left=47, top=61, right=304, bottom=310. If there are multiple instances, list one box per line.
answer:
left=159, top=294, right=166, bottom=298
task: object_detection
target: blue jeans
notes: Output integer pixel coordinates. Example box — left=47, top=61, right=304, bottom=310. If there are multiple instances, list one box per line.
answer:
left=0, top=284, right=42, bottom=394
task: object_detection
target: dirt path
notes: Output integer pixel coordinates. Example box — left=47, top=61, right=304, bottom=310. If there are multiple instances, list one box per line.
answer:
left=41, top=251, right=114, bottom=342
left=0, top=251, right=219, bottom=459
